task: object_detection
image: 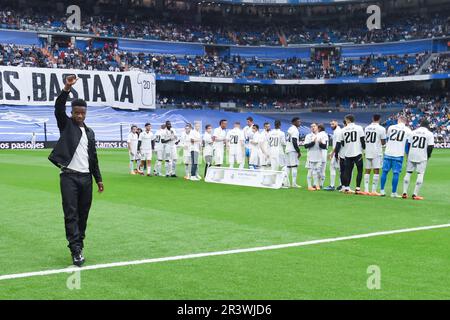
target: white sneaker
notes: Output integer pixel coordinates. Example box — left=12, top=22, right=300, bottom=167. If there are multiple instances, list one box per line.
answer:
left=391, top=193, right=402, bottom=198
left=190, top=177, right=200, bottom=181
left=196, top=175, right=202, bottom=180
left=292, top=184, right=302, bottom=189
left=380, top=190, right=386, bottom=197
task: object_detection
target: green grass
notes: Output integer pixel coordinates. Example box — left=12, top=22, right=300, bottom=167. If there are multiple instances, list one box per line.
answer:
left=0, top=149, right=449, bottom=299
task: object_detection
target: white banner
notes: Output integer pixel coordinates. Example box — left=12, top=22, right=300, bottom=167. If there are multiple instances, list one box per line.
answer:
left=0, top=66, right=155, bottom=109
left=205, top=166, right=286, bottom=189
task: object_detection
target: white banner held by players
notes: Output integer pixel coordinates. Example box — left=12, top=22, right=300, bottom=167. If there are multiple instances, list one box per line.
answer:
left=205, top=167, right=286, bottom=189
left=0, top=66, right=155, bottom=109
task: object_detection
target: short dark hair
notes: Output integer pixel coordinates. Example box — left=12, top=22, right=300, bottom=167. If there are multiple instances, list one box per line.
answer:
left=253, top=124, right=259, bottom=130
left=219, top=119, right=227, bottom=125
left=318, top=123, right=325, bottom=132
left=345, top=114, right=355, bottom=123
left=420, top=119, right=430, bottom=128
left=274, top=120, right=281, bottom=128
left=291, top=117, right=300, bottom=124
left=205, top=124, right=212, bottom=130
left=71, top=99, right=87, bottom=108
left=264, top=122, right=270, bottom=126
left=145, top=122, right=151, bottom=127
left=372, top=114, right=381, bottom=122
left=246, top=117, right=253, bottom=122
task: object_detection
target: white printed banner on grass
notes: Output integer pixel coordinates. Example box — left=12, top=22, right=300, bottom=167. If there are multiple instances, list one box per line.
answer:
left=205, top=167, right=286, bottom=189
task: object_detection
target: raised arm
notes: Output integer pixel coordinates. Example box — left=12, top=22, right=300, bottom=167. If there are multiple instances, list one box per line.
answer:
left=55, top=75, right=78, bottom=132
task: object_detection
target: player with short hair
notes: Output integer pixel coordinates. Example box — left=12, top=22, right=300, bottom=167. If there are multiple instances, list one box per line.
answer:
left=380, top=115, right=412, bottom=198
left=161, top=121, right=178, bottom=177
left=181, top=123, right=193, bottom=179
left=259, top=122, right=271, bottom=170
left=189, top=121, right=202, bottom=181
left=249, top=124, right=261, bottom=169
left=203, top=124, right=214, bottom=177
left=127, top=125, right=139, bottom=175
left=363, top=114, right=387, bottom=195
left=227, top=122, right=245, bottom=168
left=138, top=123, right=155, bottom=176
left=304, top=123, right=327, bottom=191
left=213, top=119, right=227, bottom=166
left=316, top=123, right=328, bottom=188
left=285, top=117, right=302, bottom=188
left=402, top=119, right=434, bottom=200
left=324, top=120, right=343, bottom=191
left=243, top=116, right=254, bottom=167
left=334, top=114, right=366, bottom=194
left=153, top=124, right=166, bottom=176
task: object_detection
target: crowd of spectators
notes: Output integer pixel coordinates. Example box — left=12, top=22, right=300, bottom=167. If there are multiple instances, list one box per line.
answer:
left=1, top=43, right=440, bottom=80
left=1, top=8, right=448, bottom=46
left=423, top=53, right=450, bottom=74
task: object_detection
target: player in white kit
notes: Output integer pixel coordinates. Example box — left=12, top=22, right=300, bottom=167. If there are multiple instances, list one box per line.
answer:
left=285, top=117, right=302, bottom=188
left=153, top=124, right=165, bottom=176
left=304, top=123, right=327, bottom=191
left=181, top=123, right=192, bottom=179
left=189, top=121, right=202, bottom=181
left=226, top=122, right=245, bottom=168
left=402, top=119, right=434, bottom=200
left=249, top=124, right=262, bottom=169
left=138, top=123, right=154, bottom=176
left=316, top=124, right=329, bottom=188
left=203, top=125, right=214, bottom=177
left=127, top=125, right=139, bottom=174
left=268, top=120, right=289, bottom=187
left=363, top=114, right=387, bottom=195
left=213, top=120, right=227, bottom=166
left=259, top=122, right=271, bottom=170
left=161, top=121, right=178, bottom=177
left=324, top=120, right=343, bottom=191
left=243, top=117, right=254, bottom=167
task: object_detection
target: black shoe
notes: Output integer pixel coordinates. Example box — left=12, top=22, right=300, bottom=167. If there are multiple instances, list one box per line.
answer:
left=72, top=251, right=85, bottom=267
left=336, top=185, right=342, bottom=191
left=171, top=174, right=177, bottom=178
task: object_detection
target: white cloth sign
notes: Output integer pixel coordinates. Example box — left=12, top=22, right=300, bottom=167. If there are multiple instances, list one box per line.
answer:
left=0, top=66, right=155, bottom=109
left=205, top=166, right=286, bottom=189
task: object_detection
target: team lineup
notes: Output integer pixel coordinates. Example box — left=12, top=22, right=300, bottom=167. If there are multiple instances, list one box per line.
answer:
left=126, top=114, right=434, bottom=199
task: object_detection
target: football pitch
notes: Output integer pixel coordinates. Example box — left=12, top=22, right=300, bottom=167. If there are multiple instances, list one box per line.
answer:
left=0, top=149, right=449, bottom=300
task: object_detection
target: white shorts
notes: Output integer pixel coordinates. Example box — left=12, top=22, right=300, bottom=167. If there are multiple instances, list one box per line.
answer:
left=330, top=156, right=340, bottom=170
left=320, top=161, right=327, bottom=172
left=249, top=149, right=260, bottom=166
left=183, top=153, right=191, bottom=165
left=406, top=160, right=427, bottom=174
left=260, top=153, right=270, bottom=166
left=286, top=152, right=299, bottom=167
left=141, top=150, right=152, bottom=161
left=214, top=149, right=224, bottom=165
left=365, top=156, right=382, bottom=169
left=229, top=152, right=243, bottom=165
left=129, top=152, right=139, bottom=161
left=156, top=149, right=164, bottom=161
left=305, top=160, right=321, bottom=170
left=270, top=154, right=286, bottom=170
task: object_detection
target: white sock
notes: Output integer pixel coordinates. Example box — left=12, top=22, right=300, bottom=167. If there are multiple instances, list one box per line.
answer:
left=165, top=161, right=170, bottom=175
left=307, top=170, right=312, bottom=188
left=185, top=164, right=190, bottom=177
left=330, top=167, right=336, bottom=188
left=171, top=160, right=177, bottom=175
left=129, top=160, right=134, bottom=172
left=147, top=163, right=151, bottom=174
left=313, top=169, right=319, bottom=187
left=403, top=172, right=411, bottom=195
left=372, top=174, right=379, bottom=193
left=283, top=166, right=289, bottom=186
left=292, top=167, right=298, bottom=185
left=414, top=173, right=424, bottom=196
left=364, top=173, right=370, bottom=192
left=156, top=161, right=161, bottom=174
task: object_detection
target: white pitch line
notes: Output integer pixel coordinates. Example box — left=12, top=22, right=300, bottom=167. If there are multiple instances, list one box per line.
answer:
left=1, top=223, right=449, bottom=282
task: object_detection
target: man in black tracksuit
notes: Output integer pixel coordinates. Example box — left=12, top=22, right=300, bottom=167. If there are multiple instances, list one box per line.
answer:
left=48, top=75, right=104, bottom=266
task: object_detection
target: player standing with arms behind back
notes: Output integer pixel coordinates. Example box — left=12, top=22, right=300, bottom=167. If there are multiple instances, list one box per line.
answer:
left=324, top=120, right=342, bottom=191
left=285, top=117, right=302, bottom=188
left=268, top=120, right=289, bottom=187
left=138, top=123, right=154, bottom=176
left=227, top=122, right=245, bottom=168
left=380, top=115, right=412, bottom=198
left=363, top=114, right=387, bottom=195
left=402, top=119, right=434, bottom=200
left=334, top=114, right=365, bottom=194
